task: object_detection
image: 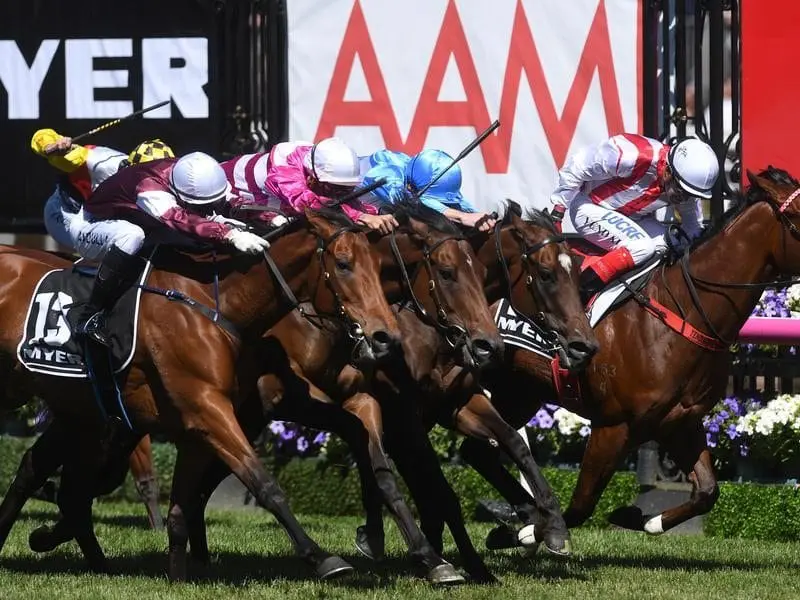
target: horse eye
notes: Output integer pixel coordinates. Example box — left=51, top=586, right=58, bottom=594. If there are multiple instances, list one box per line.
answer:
left=335, top=259, right=351, bottom=272
left=439, top=267, right=455, bottom=281
left=539, top=268, right=556, bottom=283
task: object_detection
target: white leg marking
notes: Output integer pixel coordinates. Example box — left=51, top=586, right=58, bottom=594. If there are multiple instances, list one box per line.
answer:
left=644, top=514, right=664, bottom=535
left=517, top=524, right=539, bottom=546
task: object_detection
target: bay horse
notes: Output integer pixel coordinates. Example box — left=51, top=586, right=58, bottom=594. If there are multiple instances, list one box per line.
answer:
left=161, top=202, right=597, bottom=584
left=460, top=167, right=800, bottom=545
left=0, top=208, right=400, bottom=580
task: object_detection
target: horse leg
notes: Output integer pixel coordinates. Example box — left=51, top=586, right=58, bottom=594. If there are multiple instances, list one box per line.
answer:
left=381, top=401, right=496, bottom=584
left=613, top=420, right=719, bottom=533
left=335, top=393, right=463, bottom=585
left=181, top=395, right=353, bottom=580
left=453, top=395, right=570, bottom=556
left=562, top=422, right=631, bottom=528
left=0, top=420, right=69, bottom=553
left=128, top=435, right=163, bottom=530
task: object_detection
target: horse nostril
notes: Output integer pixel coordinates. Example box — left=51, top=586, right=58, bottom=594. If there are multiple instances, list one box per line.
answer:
left=471, top=337, right=500, bottom=360
left=567, top=340, right=598, bottom=360
left=371, top=330, right=397, bottom=355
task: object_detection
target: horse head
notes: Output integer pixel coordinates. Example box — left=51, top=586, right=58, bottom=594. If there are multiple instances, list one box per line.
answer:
left=302, top=207, right=402, bottom=366
left=382, top=201, right=504, bottom=371
left=745, top=166, right=800, bottom=274
left=476, top=200, right=599, bottom=372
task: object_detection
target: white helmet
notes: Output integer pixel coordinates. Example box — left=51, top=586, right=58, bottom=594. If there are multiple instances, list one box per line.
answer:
left=304, top=137, right=361, bottom=186
left=170, top=151, right=230, bottom=206
left=667, top=138, right=719, bottom=199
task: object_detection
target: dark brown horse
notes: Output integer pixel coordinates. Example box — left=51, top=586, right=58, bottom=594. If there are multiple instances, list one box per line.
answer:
left=0, top=208, right=400, bottom=579
left=463, top=167, right=800, bottom=546
left=162, top=202, right=597, bottom=583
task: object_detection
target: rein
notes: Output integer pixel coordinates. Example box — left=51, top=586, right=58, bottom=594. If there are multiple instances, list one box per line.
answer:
left=493, top=221, right=564, bottom=351
left=388, top=228, right=469, bottom=349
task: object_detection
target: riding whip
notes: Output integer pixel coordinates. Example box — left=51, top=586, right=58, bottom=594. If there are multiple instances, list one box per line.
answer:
left=236, top=178, right=387, bottom=213
left=70, top=100, right=171, bottom=143
left=413, top=119, right=500, bottom=199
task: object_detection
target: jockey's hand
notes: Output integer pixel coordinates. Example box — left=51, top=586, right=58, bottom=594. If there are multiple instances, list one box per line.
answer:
left=210, top=214, right=248, bottom=229
left=358, top=213, right=399, bottom=235
left=225, top=229, right=270, bottom=254
left=43, top=137, right=74, bottom=155
left=461, top=211, right=498, bottom=232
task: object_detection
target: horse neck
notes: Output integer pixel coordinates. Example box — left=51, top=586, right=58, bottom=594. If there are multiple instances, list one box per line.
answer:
left=216, top=229, right=318, bottom=333
left=476, top=228, right=531, bottom=311
left=662, top=201, right=779, bottom=338
left=376, top=232, right=424, bottom=303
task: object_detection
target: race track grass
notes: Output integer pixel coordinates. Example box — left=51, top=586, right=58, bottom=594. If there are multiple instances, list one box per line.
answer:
left=0, top=500, right=798, bottom=600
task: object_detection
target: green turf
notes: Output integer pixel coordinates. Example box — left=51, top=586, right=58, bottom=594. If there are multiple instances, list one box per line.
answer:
left=0, top=500, right=798, bottom=600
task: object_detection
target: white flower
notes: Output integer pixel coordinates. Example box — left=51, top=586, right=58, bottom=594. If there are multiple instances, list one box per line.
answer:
left=553, top=407, right=590, bottom=437
left=787, top=285, right=800, bottom=312
left=735, top=394, right=800, bottom=438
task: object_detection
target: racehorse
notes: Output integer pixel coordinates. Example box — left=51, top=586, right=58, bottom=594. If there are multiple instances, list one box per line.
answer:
left=158, top=202, right=597, bottom=584
left=462, top=167, right=800, bottom=543
left=0, top=208, right=400, bottom=580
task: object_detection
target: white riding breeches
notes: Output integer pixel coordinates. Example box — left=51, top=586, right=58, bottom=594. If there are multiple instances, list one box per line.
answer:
left=566, top=194, right=670, bottom=266
left=73, top=211, right=146, bottom=260
left=43, top=189, right=82, bottom=249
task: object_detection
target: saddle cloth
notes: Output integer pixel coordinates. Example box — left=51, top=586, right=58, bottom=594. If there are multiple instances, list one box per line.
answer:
left=17, top=259, right=151, bottom=379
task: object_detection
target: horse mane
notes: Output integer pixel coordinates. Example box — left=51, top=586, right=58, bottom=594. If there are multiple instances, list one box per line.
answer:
left=393, top=199, right=462, bottom=235
left=688, top=165, right=798, bottom=251
left=306, top=205, right=356, bottom=229
left=525, top=207, right=557, bottom=234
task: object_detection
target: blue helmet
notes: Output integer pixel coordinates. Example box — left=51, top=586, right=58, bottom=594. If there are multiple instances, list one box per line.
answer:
left=406, top=149, right=472, bottom=211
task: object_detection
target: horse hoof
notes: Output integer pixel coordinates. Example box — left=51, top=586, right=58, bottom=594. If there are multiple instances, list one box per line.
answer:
left=354, top=525, right=385, bottom=562
left=542, top=533, right=572, bottom=558
left=29, top=526, right=65, bottom=553
left=427, top=562, right=465, bottom=586
left=607, top=506, right=645, bottom=531
left=485, top=524, right=520, bottom=550
left=520, top=542, right=540, bottom=558
left=317, top=555, right=354, bottom=579
left=469, top=568, right=499, bottom=585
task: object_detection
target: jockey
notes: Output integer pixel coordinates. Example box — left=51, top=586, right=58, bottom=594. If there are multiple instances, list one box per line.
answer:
left=75, top=152, right=270, bottom=348
left=550, top=134, right=719, bottom=301
left=221, top=137, right=398, bottom=233
left=361, top=148, right=497, bottom=232
left=31, top=129, right=175, bottom=250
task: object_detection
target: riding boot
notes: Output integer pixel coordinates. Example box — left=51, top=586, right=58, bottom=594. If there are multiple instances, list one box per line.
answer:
left=579, top=247, right=635, bottom=304
left=74, top=245, right=144, bottom=347
left=73, top=246, right=144, bottom=438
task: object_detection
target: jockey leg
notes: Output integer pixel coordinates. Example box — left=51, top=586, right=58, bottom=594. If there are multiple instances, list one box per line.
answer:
left=72, top=219, right=146, bottom=437
left=73, top=219, right=146, bottom=346
left=568, top=197, right=655, bottom=301
left=43, top=188, right=79, bottom=250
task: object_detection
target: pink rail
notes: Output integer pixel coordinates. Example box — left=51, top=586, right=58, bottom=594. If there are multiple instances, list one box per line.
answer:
left=738, top=317, right=800, bottom=344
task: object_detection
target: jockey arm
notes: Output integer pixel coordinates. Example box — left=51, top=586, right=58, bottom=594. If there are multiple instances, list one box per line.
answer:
left=136, top=187, right=231, bottom=242
left=30, top=128, right=89, bottom=173
left=550, top=137, right=624, bottom=207
left=674, top=198, right=705, bottom=240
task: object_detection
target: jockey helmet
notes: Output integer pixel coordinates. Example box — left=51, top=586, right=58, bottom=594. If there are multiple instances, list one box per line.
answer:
left=667, top=138, right=719, bottom=199
left=406, top=149, right=466, bottom=203
left=169, top=152, right=230, bottom=208
left=128, top=139, right=175, bottom=165
left=305, top=137, right=361, bottom=186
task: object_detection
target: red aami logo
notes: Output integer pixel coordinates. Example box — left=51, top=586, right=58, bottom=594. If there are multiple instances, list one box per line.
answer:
left=316, top=0, right=629, bottom=173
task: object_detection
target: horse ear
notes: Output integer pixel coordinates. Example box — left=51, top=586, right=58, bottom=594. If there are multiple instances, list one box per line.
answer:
left=747, top=171, right=784, bottom=200
left=404, top=215, right=431, bottom=244
left=304, top=209, right=338, bottom=238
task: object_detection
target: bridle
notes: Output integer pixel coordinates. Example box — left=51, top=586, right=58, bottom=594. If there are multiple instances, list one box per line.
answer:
left=662, top=186, right=800, bottom=347
left=262, top=223, right=370, bottom=356
left=389, top=228, right=469, bottom=350
left=494, top=220, right=565, bottom=352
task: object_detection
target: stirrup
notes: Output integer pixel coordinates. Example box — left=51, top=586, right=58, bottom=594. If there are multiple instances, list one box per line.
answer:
left=79, top=312, right=110, bottom=347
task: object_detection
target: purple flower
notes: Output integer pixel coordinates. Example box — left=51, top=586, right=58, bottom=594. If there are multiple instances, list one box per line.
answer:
left=313, top=432, right=329, bottom=446
left=535, top=409, right=554, bottom=429
left=269, top=421, right=285, bottom=435
left=718, top=410, right=729, bottom=420
left=706, top=432, right=717, bottom=448
left=707, top=421, right=720, bottom=433
left=280, top=427, right=296, bottom=441
left=726, top=424, right=739, bottom=440
left=579, top=425, right=591, bottom=438
left=739, top=443, right=750, bottom=457
left=297, top=436, right=309, bottom=453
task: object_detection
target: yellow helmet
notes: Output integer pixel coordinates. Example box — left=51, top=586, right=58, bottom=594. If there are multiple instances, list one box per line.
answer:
left=128, top=139, right=175, bottom=165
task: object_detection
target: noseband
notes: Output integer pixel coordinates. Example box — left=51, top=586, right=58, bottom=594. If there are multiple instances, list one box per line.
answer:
left=494, top=222, right=565, bottom=351
left=389, top=229, right=469, bottom=350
